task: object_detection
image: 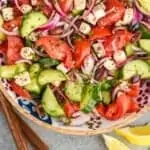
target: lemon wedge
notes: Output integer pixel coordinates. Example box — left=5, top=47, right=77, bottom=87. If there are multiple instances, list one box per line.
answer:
left=103, top=134, right=130, bottom=150
left=116, top=125, right=150, bottom=146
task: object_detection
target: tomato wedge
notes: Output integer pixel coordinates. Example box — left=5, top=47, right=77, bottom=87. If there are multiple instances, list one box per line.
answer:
left=64, top=101, right=79, bottom=118
left=104, top=29, right=132, bottom=56
left=0, top=42, right=8, bottom=53
left=90, top=27, right=112, bottom=41
left=3, top=16, right=23, bottom=31
left=126, top=83, right=140, bottom=97
left=10, top=81, right=32, bottom=99
left=96, top=93, right=133, bottom=120
left=36, top=36, right=74, bottom=69
left=7, top=36, right=23, bottom=64
left=98, top=0, right=125, bottom=27
left=74, top=39, right=91, bottom=68
left=59, top=0, right=73, bottom=13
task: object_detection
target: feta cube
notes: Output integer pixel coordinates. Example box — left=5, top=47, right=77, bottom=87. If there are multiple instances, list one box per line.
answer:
left=92, top=43, right=105, bottom=58
left=31, top=0, right=37, bottom=6
left=103, top=59, right=117, bottom=71
left=79, top=22, right=91, bottom=35
left=2, top=7, right=14, bottom=21
left=122, top=8, right=134, bottom=25
left=74, top=0, right=86, bottom=10
left=15, top=72, right=31, bottom=86
left=93, top=4, right=106, bottom=20
left=21, top=4, right=32, bottom=14
left=113, top=50, right=127, bottom=64
left=57, top=63, right=68, bottom=74
left=85, top=13, right=97, bottom=25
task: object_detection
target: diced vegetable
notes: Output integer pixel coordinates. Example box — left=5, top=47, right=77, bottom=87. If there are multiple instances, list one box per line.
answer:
left=20, top=47, right=35, bottom=60
left=139, top=39, right=150, bottom=53
left=38, top=69, right=66, bottom=86
left=2, top=7, right=14, bottom=21
left=139, top=24, right=150, bottom=39
left=65, top=81, right=83, bottom=102
left=113, top=51, right=127, bottom=64
left=20, top=4, right=32, bottom=14
left=103, top=59, right=117, bottom=71
left=38, top=58, right=60, bottom=68
left=79, top=22, right=91, bottom=35
left=29, top=63, right=41, bottom=78
left=74, top=0, right=86, bottom=11
left=20, top=11, right=48, bottom=37
left=15, top=71, right=31, bottom=86
left=125, top=43, right=135, bottom=56
left=123, top=60, right=150, bottom=79
left=42, top=86, right=65, bottom=117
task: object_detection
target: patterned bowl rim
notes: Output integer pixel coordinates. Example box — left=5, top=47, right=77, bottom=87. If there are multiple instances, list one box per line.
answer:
left=0, top=81, right=148, bottom=136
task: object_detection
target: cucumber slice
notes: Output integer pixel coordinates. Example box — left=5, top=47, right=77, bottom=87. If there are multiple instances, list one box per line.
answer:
left=139, top=39, right=150, bottom=53
left=123, top=60, right=150, bottom=79
left=42, top=86, right=64, bottom=117
left=20, top=11, right=48, bottom=37
left=125, top=43, right=135, bottom=56
left=38, top=69, right=66, bottom=86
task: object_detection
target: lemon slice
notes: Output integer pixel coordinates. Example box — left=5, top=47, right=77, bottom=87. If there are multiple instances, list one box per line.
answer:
left=103, top=134, right=130, bottom=150
left=116, top=125, right=150, bottom=146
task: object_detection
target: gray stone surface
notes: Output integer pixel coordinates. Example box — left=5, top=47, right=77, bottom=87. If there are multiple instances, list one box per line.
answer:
left=0, top=112, right=150, bottom=150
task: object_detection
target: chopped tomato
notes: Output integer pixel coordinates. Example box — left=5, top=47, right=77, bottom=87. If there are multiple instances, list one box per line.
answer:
left=127, top=100, right=139, bottom=113
left=64, top=101, right=79, bottom=118
left=10, top=81, right=32, bottom=99
left=3, top=16, right=23, bottom=31
left=7, top=36, right=23, bottom=64
left=90, top=27, right=112, bottom=41
left=59, top=0, right=73, bottom=12
left=126, top=83, right=140, bottom=97
left=36, top=36, right=74, bottom=69
left=74, top=39, right=91, bottom=68
left=96, top=93, right=132, bottom=120
left=0, top=42, right=8, bottom=52
left=42, top=5, right=52, bottom=16
left=104, top=29, right=132, bottom=56
left=98, top=0, right=125, bottom=27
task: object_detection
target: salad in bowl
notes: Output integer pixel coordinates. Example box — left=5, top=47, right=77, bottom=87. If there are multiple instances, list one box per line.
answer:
left=0, top=0, right=149, bottom=134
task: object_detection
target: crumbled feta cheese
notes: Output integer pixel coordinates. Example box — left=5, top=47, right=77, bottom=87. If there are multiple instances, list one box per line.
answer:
left=116, top=8, right=134, bottom=26
left=2, top=7, right=14, bottom=21
left=85, top=13, right=97, bottom=25
left=20, top=47, right=35, bottom=60
left=93, top=4, right=106, bottom=21
left=74, top=0, right=86, bottom=10
left=15, top=72, right=31, bottom=86
left=92, top=43, right=105, bottom=58
left=119, top=81, right=129, bottom=91
left=113, top=50, right=127, bottom=64
left=103, top=59, right=117, bottom=71
left=79, top=22, right=91, bottom=35
left=57, top=63, right=68, bottom=74
left=21, top=4, right=32, bottom=14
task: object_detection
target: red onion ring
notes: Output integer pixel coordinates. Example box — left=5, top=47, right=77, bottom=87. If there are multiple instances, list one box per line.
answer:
left=43, top=0, right=53, bottom=9
left=83, top=0, right=96, bottom=17
left=37, top=13, right=60, bottom=31
left=0, top=27, right=19, bottom=36
left=56, top=29, right=74, bottom=38
left=52, top=0, right=67, bottom=17
left=14, top=0, right=22, bottom=12
left=16, top=59, right=32, bottom=65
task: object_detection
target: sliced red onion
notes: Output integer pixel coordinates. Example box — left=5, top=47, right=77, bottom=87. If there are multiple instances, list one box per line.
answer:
left=32, top=48, right=47, bottom=57
left=81, top=55, right=95, bottom=75
left=37, top=13, right=60, bottom=31
left=0, top=27, right=19, bottom=36
left=140, top=21, right=150, bottom=30
left=14, top=0, right=22, bottom=12
left=83, top=0, right=96, bottom=17
left=135, top=0, right=150, bottom=16
left=132, top=7, right=143, bottom=26
left=43, top=0, right=52, bottom=9
left=15, top=59, right=32, bottom=64
left=56, top=29, right=74, bottom=38
left=52, top=0, right=67, bottom=17
left=67, top=35, right=74, bottom=49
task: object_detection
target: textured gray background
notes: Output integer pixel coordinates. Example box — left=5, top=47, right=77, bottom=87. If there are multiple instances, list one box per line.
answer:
left=0, top=111, right=150, bottom=150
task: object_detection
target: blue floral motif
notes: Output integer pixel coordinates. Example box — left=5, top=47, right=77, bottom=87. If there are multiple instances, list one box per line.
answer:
left=18, top=99, right=52, bottom=124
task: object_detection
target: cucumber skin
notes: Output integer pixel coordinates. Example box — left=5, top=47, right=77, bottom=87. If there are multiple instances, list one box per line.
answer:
left=123, top=60, right=150, bottom=80
left=20, top=11, right=48, bottom=37
left=42, top=86, right=64, bottom=117
left=38, top=69, right=66, bottom=86
left=139, top=39, right=150, bottom=53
